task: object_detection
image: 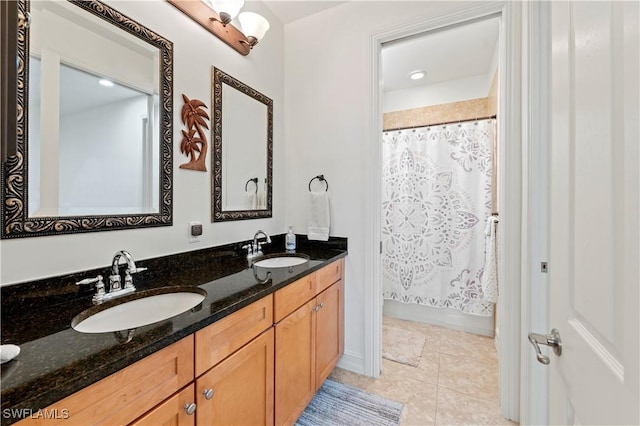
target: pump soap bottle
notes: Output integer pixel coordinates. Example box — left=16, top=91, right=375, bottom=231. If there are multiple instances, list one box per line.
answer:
left=285, top=227, right=296, bottom=252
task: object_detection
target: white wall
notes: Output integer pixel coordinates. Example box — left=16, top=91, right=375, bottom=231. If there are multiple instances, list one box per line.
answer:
left=284, top=0, right=481, bottom=373
left=1, top=0, right=285, bottom=285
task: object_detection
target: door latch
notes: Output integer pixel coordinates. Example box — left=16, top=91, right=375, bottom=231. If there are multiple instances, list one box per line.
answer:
left=528, top=328, right=562, bottom=365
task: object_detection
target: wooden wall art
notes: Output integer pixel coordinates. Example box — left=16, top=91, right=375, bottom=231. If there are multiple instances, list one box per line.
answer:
left=179, top=94, right=210, bottom=172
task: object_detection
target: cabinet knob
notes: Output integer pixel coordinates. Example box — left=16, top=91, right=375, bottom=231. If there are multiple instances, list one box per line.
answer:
left=203, top=388, right=214, bottom=400
left=184, top=403, right=197, bottom=415
left=319, top=302, right=325, bottom=308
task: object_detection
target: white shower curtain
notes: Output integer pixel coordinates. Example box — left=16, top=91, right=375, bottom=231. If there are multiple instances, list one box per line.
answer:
left=382, top=119, right=495, bottom=316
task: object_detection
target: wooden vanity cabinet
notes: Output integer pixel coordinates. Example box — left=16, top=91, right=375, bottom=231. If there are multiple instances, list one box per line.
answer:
left=274, top=259, right=345, bottom=426
left=15, top=336, right=195, bottom=426
left=13, top=259, right=344, bottom=426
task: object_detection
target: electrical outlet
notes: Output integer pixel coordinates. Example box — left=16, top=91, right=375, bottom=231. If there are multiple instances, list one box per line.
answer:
left=189, top=221, right=202, bottom=243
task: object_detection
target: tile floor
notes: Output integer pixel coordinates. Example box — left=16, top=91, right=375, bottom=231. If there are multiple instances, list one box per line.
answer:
left=328, top=316, right=518, bottom=426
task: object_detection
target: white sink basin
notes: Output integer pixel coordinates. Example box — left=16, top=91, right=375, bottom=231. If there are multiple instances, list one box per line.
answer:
left=72, top=288, right=206, bottom=333
left=253, top=254, right=310, bottom=269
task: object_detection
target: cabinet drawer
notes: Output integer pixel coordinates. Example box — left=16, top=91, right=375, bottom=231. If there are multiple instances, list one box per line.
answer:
left=316, top=259, right=343, bottom=294
left=15, top=336, right=194, bottom=426
left=274, top=274, right=316, bottom=323
left=195, top=295, right=273, bottom=377
left=129, top=384, right=195, bottom=426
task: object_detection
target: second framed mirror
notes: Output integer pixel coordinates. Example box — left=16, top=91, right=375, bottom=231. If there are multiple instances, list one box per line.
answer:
left=211, top=67, right=272, bottom=222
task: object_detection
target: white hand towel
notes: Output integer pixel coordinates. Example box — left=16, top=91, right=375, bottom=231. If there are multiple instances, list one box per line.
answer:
left=245, top=192, right=257, bottom=210
left=308, top=191, right=330, bottom=241
left=481, top=216, right=499, bottom=303
left=256, top=188, right=265, bottom=209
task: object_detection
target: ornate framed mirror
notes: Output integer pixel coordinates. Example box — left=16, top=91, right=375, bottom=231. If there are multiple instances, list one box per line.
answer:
left=1, top=0, right=173, bottom=238
left=212, top=67, right=272, bottom=222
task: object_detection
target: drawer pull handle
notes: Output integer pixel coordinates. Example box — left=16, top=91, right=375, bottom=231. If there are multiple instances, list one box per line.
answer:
left=184, top=403, right=197, bottom=415
left=203, top=388, right=214, bottom=400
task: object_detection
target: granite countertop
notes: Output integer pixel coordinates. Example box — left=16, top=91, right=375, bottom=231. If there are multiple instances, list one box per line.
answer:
left=0, top=235, right=347, bottom=425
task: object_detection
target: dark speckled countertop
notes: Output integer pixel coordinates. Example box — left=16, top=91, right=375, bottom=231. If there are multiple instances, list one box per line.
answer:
left=0, top=235, right=347, bottom=425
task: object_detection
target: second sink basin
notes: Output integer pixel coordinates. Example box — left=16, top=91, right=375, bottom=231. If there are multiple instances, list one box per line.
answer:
left=253, top=253, right=310, bottom=269
left=72, top=287, right=206, bottom=333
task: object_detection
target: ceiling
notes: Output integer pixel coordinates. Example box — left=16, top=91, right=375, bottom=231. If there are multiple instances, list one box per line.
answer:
left=382, top=17, right=500, bottom=92
left=259, top=0, right=347, bottom=24
left=255, top=1, right=498, bottom=93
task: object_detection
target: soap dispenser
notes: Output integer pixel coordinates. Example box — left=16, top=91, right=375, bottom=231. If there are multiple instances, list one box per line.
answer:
left=285, top=226, right=296, bottom=252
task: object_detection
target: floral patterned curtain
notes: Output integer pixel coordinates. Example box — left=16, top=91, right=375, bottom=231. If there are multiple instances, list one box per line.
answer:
left=382, top=118, right=495, bottom=316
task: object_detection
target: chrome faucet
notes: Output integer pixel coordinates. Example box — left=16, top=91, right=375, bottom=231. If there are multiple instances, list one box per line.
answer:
left=110, top=250, right=146, bottom=292
left=77, top=250, right=147, bottom=304
left=243, top=230, right=271, bottom=259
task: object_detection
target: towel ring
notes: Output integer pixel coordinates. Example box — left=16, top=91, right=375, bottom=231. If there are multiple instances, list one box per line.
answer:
left=308, top=175, right=329, bottom=192
left=245, top=177, right=258, bottom=193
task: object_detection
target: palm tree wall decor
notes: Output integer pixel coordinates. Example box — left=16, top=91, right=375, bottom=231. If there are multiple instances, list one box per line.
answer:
left=179, top=94, right=209, bottom=171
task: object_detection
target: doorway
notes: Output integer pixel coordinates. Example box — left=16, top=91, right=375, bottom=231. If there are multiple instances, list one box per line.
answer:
left=380, top=17, right=499, bottom=336
left=378, top=15, right=505, bottom=423
left=366, top=2, right=525, bottom=423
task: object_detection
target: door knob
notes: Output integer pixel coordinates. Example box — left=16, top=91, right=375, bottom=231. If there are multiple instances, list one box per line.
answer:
left=528, top=328, right=562, bottom=365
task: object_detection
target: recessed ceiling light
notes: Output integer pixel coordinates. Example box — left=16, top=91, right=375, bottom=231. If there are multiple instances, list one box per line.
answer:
left=409, top=70, right=426, bottom=80
left=99, top=79, right=114, bottom=87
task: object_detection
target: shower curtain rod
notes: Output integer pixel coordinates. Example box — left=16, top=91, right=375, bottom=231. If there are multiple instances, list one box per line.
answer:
left=384, top=114, right=497, bottom=133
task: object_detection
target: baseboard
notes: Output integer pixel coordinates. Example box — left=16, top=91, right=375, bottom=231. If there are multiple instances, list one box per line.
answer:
left=383, top=300, right=495, bottom=336
left=336, top=350, right=366, bottom=375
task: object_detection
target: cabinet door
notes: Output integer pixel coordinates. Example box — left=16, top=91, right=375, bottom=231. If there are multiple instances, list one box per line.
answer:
left=129, top=385, right=195, bottom=426
left=275, top=299, right=317, bottom=426
left=315, top=280, right=344, bottom=390
left=196, top=329, right=274, bottom=426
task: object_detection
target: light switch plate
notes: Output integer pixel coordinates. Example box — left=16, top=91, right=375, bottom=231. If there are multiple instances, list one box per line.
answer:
left=189, top=221, right=202, bottom=243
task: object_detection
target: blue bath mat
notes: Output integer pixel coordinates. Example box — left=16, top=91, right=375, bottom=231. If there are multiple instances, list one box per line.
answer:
left=296, top=379, right=403, bottom=426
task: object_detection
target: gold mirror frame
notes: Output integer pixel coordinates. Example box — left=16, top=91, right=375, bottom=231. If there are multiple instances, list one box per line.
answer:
left=1, top=0, right=174, bottom=239
left=211, top=67, right=273, bottom=222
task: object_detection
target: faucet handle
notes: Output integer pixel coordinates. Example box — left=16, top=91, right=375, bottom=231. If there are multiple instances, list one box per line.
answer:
left=76, top=275, right=105, bottom=302
left=76, top=275, right=103, bottom=286
left=128, top=267, right=147, bottom=274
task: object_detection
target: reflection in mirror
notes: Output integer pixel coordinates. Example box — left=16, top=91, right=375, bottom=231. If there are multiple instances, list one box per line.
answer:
left=28, top=62, right=159, bottom=216
left=1, top=0, right=173, bottom=238
left=221, top=84, right=267, bottom=211
left=212, top=68, right=272, bottom=222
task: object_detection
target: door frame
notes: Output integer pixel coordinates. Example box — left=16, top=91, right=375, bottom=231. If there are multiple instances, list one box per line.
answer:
left=365, top=1, right=539, bottom=422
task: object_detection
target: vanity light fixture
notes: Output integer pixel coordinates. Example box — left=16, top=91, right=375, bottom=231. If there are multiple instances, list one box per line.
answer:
left=99, top=79, right=114, bottom=87
left=237, top=12, right=270, bottom=48
left=409, top=70, right=426, bottom=80
left=167, top=0, right=269, bottom=55
left=206, top=0, right=243, bottom=25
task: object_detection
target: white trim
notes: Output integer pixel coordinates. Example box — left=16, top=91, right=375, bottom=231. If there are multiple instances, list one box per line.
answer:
left=497, top=2, right=523, bottom=422
left=520, top=2, right=550, bottom=425
left=383, top=300, right=494, bottom=337
left=367, top=2, right=523, bottom=422
left=336, top=350, right=366, bottom=375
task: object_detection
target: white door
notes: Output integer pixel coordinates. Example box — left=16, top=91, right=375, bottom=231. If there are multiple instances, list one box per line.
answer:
left=540, top=1, right=639, bottom=424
